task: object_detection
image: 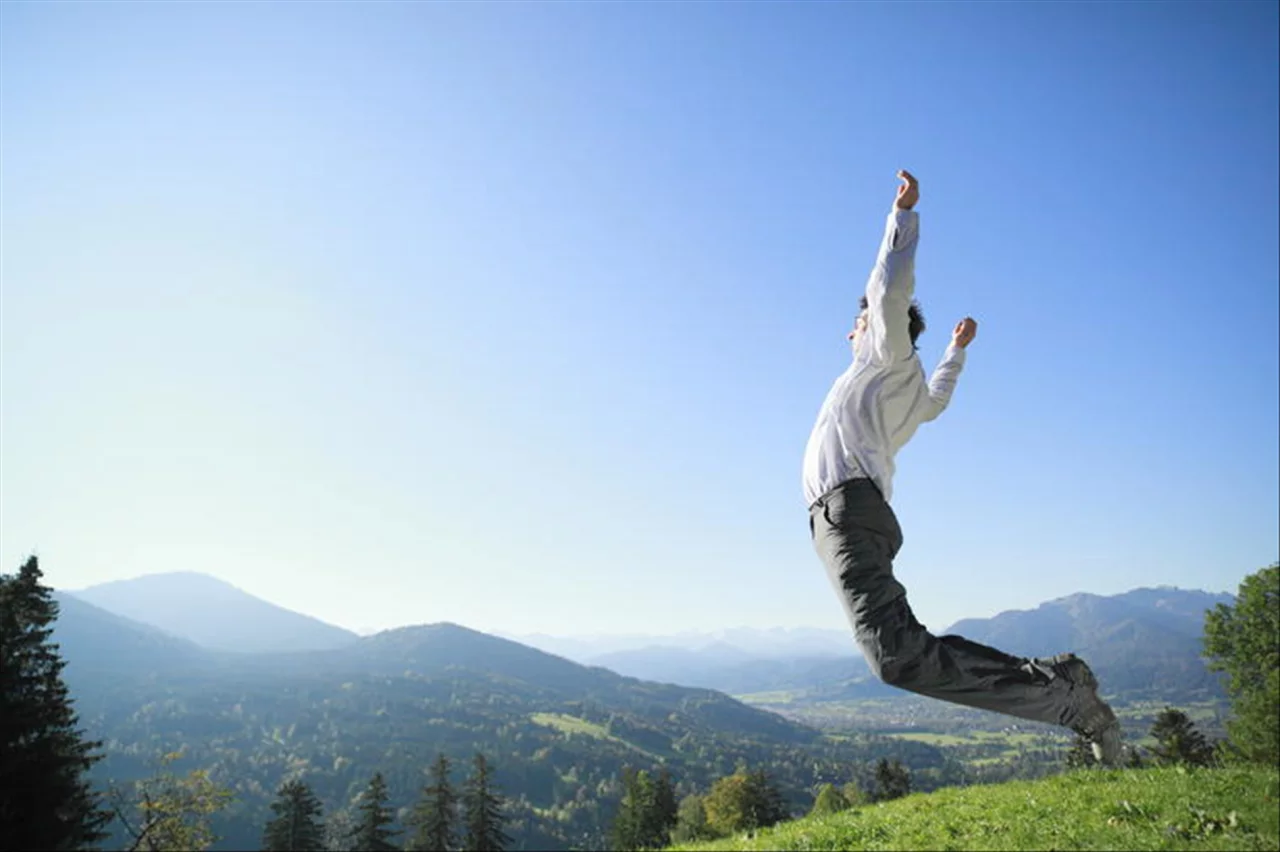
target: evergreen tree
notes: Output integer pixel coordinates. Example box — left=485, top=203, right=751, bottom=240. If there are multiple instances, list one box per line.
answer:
left=610, top=766, right=678, bottom=850
left=743, top=769, right=788, bottom=828
left=1149, top=707, right=1216, bottom=767
left=350, top=772, right=399, bottom=852
left=1203, top=563, right=1280, bottom=765
left=1065, top=733, right=1097, bottom=769
left=461, top=753, right=510, bottom=852
left=1, top=555, right=111, bottom=850
left=872, top=758, right=911, bottom=802
left=609, top=767, right=649, bottom=851
left=407, top=754, right=458, bottom=852
left=651, top=768, right=678, bottom=845
left=262, top=780, right=325, bottom=852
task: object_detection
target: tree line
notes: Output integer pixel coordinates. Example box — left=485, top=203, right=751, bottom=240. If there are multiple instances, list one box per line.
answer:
left=261, top=754, right=510, bottom=852
left=608, top=756, right=914, bottom=849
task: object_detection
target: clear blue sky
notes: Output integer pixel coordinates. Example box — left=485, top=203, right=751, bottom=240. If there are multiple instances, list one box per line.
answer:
left=3, top=1, right=1276, bottom=637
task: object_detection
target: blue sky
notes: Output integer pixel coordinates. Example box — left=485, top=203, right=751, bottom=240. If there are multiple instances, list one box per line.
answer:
left=3, top=1, right=1276, bottom=637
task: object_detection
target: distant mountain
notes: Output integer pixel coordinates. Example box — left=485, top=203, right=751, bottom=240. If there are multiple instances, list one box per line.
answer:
left=70, top=572, right=358, bottom=654
left=942, top=586, right=1233, bottom=700
left=517, top=587, right=1232, bottom=704
left=46, top=601, right=928, bottom=852
left=50, top=591, right=211, bottom=675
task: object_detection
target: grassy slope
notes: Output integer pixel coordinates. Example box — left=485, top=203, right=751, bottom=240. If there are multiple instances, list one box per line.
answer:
left=671, top=766, right=1280, bottom=852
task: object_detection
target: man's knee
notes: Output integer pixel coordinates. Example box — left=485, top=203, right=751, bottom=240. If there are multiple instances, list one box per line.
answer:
left=870, top=656, right=915, bottom=688
left=856, top=598, right=930, bottom=688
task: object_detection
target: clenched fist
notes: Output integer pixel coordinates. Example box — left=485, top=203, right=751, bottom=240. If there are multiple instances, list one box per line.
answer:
left=952, top=317, right=978, bottom=349
left=894, top=169, right=919, bottom=210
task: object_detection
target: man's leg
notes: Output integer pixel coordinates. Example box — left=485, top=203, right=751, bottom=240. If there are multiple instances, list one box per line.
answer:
left=809, top=479, right=1121, bottom=761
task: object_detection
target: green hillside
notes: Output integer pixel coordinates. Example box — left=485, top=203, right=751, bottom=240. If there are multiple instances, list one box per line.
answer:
left=51, top=603, right=954, bottom=850
left=671, top=766, right=1279, bottom=852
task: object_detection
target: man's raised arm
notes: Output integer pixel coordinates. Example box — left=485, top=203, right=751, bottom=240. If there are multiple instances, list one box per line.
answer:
left=863, top=170, right=920, bottom=363
left=921, top=317, right=977, bottom=422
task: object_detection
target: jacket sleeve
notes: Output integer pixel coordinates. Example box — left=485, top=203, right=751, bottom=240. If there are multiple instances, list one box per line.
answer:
left=863, top=209, right=919, bottom=363
left=920, top=344, right=967, bottom=422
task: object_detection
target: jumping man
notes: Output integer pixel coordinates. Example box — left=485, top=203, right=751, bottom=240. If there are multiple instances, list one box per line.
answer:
left=802, top=170, right=1123, bottom=765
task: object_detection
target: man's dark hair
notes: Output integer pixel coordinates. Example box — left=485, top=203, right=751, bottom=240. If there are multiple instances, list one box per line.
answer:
left=860, top=295, right=926, bottom=348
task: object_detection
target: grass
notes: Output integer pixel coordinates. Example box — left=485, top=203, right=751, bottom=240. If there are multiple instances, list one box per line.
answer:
left=529, top=712, right=613, bottom=739
left=669, top=765, right=1280, bottom=851
left=528, top=712, right=664, bottom=760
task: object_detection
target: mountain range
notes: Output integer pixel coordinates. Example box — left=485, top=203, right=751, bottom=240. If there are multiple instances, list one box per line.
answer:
left=39, top=571, right=1234, bottom=850
left=60, top=573, right=1232, bottom=703
left=511, top=587, right=1233, bottom=702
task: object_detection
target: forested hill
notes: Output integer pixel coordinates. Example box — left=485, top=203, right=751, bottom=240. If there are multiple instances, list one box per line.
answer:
left=51, top=595, right=946, bottom=851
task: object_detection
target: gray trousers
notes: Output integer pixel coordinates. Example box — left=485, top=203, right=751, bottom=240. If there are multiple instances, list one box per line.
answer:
left=810, top=478, right=1077, bottom=730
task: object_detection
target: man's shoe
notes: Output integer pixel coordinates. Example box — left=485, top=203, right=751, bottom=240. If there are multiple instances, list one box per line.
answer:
left=1041, top=653, right=1123, bottom=766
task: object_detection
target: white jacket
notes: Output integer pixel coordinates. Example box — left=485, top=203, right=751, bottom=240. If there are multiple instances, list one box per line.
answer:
left=802, top=208, right=966, bottom=506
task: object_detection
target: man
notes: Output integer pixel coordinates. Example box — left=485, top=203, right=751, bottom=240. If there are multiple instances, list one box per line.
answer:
left=802, top=170, right=1123, bottom=765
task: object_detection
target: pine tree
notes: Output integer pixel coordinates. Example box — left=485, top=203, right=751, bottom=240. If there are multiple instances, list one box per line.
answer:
left=650, top=767, right=678, bottom=846
left=743, top=769, right=788, bottom=829
left=350, top=772, right=400, bottom=852
left=461, top=753, right=510, bottom=852
left=407, top=754, right=457, bottom=852
left=262, top=780, right=325, bottom=852
left=872, top=758, right=911, bottom=802
left=1, top=555, right=111, bottom=850
left=610, top=767, right=678, bottom=850
left=608, top=767, right=647, bottom=851
left=1065, top=733, right=1097, bottom=769
left=1150, top=707, right=1216, bottom=767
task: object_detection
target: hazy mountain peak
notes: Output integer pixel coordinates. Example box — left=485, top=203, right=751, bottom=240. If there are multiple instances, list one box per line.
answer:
left=70, top=571, right=359, bottom=654
left=49, top=592, right=211, bottom=681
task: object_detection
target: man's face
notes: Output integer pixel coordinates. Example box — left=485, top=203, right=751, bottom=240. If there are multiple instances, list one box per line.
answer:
left=848, top=311, right=868, bottom=357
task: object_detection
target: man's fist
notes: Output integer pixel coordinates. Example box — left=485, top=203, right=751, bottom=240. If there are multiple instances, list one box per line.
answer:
left=894, top=169, right=919, bottom=210
left=952, top=317, right=978, bottom=348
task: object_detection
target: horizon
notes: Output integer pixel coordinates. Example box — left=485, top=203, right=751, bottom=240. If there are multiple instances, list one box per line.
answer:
left=4, top=2, right=1277, bottom=636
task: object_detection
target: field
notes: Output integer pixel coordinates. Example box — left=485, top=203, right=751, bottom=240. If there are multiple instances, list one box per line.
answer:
left=528, top=712, right=666, bottom=760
